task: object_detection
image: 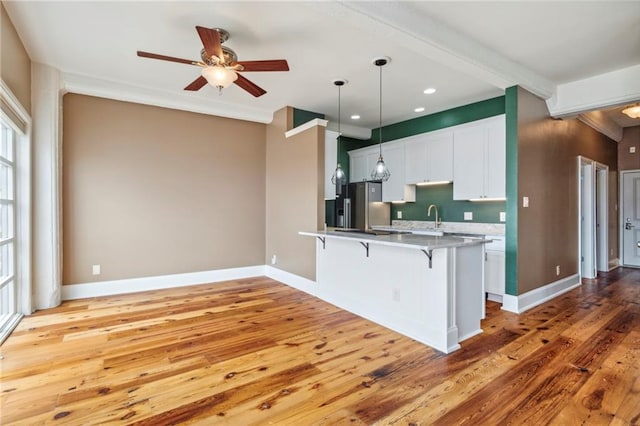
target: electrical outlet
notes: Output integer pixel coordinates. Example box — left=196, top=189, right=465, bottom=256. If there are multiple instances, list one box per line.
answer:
left=397, top=211, right=402, bottom=219
left=631, top=146, right=636, bottom=153
left=556, top=265, right=560, bottom=276
left=92, top=264, right=101, bottom=275
left=464, top=212, right=473, bottom=221
left=271, top=255, right=277, bottom=265
left=499, top=212, right=506, bottom=222
left=392, top=288, right=400, bottom=302
left=523, top=196, right=529, bottom=208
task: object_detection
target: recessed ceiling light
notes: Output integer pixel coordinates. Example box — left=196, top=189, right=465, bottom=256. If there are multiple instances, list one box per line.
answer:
left=414, top=107, right=425, bottom=113
left=423, top=88, right=437, bottom=95
left=351, top=115, right=360, bottom=120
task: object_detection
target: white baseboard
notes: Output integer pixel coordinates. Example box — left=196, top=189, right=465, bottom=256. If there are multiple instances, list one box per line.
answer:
left=486, top=293, right=503, bottom=303
left=264, top=266, right=317, bottom=295
left=61, top=265, right=266, bottom=300
left=502, top=273, right=581, bottom=314
left=608, top=258, right=620, bottom=271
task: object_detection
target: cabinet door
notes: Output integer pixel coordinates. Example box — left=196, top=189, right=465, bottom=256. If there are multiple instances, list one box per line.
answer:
left=324, top=130, right=339, bottom=200
left=382, top=143, right=415, bottom=202
left=485, top=250, right=505, bottom=296
left=485, top=116, right=506, bottom=199
left=349, top=151, right=367, bottom=183
left=453, top=124, right=485, bottom=200
left=426, top=131, right=453, bottom=182
left=404, top=137, right=428, bottom=184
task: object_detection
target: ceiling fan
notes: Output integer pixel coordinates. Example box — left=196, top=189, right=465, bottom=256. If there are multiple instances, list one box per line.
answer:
left=137, top=26, right=289, bottom=97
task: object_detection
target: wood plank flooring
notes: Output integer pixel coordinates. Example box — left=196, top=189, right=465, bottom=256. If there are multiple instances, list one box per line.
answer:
left=1, top=268, right=639, bottom=425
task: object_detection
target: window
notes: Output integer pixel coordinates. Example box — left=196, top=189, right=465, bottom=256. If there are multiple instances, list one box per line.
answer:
left=0, top=79, right=30, bottom=344
left=0, top=118, right=18, bottom=341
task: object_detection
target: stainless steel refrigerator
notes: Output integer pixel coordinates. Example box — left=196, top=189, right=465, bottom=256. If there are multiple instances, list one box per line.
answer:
left=344, top=181, right=390, bottom=230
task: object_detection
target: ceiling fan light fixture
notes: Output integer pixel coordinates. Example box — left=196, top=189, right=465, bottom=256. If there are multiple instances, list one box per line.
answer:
left=201, top=65, right=238, bottom=90
left=622, top=104, right=640, bottom=119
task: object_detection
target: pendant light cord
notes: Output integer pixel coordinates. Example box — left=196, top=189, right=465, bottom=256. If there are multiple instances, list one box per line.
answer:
left=338, top=83, right=341, bottom=153
left=378, top=63, right=383, bottom=156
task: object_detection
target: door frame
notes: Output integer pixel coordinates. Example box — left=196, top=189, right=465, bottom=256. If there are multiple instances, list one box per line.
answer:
left=619, top=169, right=640, bottom=267
left=595, top=165, right=608, bottom=272
left=578, top=156, right=609, bottom=279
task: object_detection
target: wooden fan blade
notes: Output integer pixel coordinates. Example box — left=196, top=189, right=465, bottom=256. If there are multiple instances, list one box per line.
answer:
left=137, top=51, right=197, bottom=65
left=184, top=76, right=208, bottom=91
left=234, top=74, right=266, bottom=97
left=196, top=26, right=224, bottom=61
left=235, top=60, right=289, bottom=72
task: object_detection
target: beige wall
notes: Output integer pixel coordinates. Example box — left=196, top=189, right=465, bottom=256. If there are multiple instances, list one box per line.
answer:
left=516, top=87, right=618, bottom=294
left=265, top=107, right=324, bottom=281
left=62, top=94, right=266, bottom=284
left=617, top=126, right=640, bottom=171
left=1, top=2, right=31, bottom=111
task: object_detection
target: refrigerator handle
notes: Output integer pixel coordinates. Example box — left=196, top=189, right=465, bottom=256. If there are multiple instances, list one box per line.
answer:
left=344, top=198, right=351, bottom=229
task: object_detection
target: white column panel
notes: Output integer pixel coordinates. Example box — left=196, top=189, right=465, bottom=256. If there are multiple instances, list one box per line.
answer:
left=31, top=63, right=62, bottom=309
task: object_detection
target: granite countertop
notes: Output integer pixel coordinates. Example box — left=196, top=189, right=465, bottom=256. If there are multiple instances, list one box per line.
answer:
left=300, top=230, right=490, bottom=251
left=373, top=220, right=506, bottom=236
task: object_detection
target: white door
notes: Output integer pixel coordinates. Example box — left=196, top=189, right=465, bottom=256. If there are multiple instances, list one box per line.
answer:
left=621, top=171, right=640, bottom=267
left=581, top=162, right=596, bottom=278
left=596, top=167, right=608, bottom=272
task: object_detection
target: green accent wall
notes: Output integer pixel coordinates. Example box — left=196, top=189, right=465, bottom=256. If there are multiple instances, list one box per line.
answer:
left=393, top=184, right=505, bottom=223
left=293, top=108, right=324, bottom=128
left=325, top=96, right=507, bottom=226
left=505, top=86, right=519, bottom=296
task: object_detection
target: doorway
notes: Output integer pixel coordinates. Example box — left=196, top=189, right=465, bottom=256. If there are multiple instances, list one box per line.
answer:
left=578, top=156, right=609, bottom=279
left=620, top=170, right=640, bottom=267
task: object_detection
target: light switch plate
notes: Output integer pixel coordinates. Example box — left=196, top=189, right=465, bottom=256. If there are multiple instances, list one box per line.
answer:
left=464, top=212, right=473, bottom=221
left=397, top=211, right=402, bottom=219
left=631, top=146, right=636, bottom=153
left=500, top=212, right=506, bottom=222
left=523, top=196, right=529, bottom=208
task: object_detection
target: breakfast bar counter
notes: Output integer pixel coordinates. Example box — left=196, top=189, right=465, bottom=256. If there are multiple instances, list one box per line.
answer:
left=300, top=230, right=490, bottom=353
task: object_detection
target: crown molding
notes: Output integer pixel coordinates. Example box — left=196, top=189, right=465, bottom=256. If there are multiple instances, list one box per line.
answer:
left=547, top=64, right=640, bottom=118
left=284, top=118, right=328, bottom=139
left=61, top=72, right=275, bottom=124
left=578, top=111, right=623, bottom=142
left=325, top=121, right=371, bottom=140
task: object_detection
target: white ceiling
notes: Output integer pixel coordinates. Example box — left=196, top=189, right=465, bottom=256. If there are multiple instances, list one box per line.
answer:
left=4, top=1, right=640, bottom=134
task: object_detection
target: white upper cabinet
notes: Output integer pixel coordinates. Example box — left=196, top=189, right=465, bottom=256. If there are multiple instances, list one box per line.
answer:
left=404, top=130, right=453, bottom=184
left=349, top=146, right=379, bottom=183
left=485, top=116, right=506, bottom=198
left=453, top=115, right=506, bottom=200
left=324, top=130, right=339, bottom=200
left=382, top=142, right=416, bottom=202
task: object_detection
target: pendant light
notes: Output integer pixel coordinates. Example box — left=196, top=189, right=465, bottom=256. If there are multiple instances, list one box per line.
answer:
left=371, top=57, right=391, bottom=181
left=331, top=79, right=347, bottom=186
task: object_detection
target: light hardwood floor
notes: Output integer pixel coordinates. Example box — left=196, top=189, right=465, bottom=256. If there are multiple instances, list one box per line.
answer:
left=1, top=268, right=639, bottom=425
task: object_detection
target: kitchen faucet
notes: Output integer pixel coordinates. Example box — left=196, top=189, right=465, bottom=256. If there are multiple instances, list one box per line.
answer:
left=427, top=204, right=441, bottom=228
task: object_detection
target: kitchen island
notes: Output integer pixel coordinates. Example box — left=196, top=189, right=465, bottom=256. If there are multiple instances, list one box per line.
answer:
left=300, top=230, right=489, bottom=353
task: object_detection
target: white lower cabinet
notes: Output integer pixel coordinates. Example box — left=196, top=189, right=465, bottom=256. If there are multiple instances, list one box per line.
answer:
left=484, top=235, right=505, bottom=301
